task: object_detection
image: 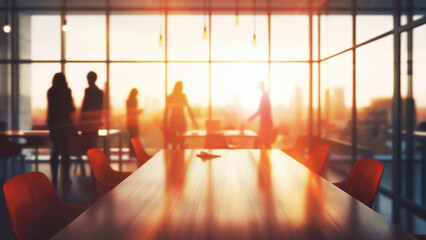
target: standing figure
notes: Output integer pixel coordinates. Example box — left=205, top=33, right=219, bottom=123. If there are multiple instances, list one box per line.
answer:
left=80, top=71, right=104, bottom=151
left=248, top=81, right=273, bottom=149
left=163, top=81, right=198, bottom=149
left=47, top=72, right=76, bottom=182
left=126, top=88, right=144, bottom=156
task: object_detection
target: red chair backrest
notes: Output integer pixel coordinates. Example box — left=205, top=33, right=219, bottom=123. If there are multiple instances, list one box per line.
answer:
left=307, top=144, right=330, bottom=175
left=345, top=158, right=384, bottom=207
left=130, top=138, right=150, bottom=166
left=3, top=172, right=62, bottom=239
left=87, top=148, right=120, bottom=186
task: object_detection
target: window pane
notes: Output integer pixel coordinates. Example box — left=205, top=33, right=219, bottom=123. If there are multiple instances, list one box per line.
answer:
left=212, top=15, right=268, bottom=61
left=20, top=63, right=61, bottom=129
left=357, top=14, right=392, bottom=44
left=271, top=15, right=309, bottom=61
left=19, top=12, right=61, bottom=60
left=321, top=52, right=352, bottom=140
left=110, top=63, right=165, bottom=149
left=321, top=15, right=352, bottom=58
left=66, top=14, right=106, bottom=60
left=271, top=63, right=309, bottom=141
left=65, top=63, right=107, bottom=110
left=211, top=63, right=268, bottom=129
left=110, top=14, right=165, bottom=61
left=167, top=63, right=209, bottom=129
left=412, top=24, right=426, bottom=205
left=167, top=15, right=209, bottom=61
left=357, top=36, right=393, bottom=190
left=0, top=64, right=11, bottom=130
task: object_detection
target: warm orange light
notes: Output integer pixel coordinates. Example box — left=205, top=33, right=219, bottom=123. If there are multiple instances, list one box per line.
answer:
left=235, top=14, right=239, bottom=26
left=3, top=24, right=11, bottom=34
left=202, top=26, right=207, bottom=40
left=252, top=34, right=257, bottom=47
left=62, top=18, right=68, bottom=32
left=159, top=34, right=163, bottom=47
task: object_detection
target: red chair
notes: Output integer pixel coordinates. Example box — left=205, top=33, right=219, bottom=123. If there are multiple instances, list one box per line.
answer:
left=334, top=158, right=384, bottom=208
left=303, top=144, right=330, bottom=175
left=3, top=172, right=88, bottom=240
left=130, top=138, right=152, bottom=167
left=87, top=148, right=132, bottom=197
left=415, top=235, right=426, bottom=240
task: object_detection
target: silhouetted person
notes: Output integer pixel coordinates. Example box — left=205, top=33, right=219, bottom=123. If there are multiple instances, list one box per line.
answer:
left=126, top=88, right=144, bottom=156
left=80, top=71, right=104, bottom=151
left=248, top=81, right=273, bottom=149
left=163, top=81, right=198, bottom=149
left=47, top=72, right=75, bottom=183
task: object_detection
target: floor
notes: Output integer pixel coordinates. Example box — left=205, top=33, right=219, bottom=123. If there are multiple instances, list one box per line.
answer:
left=1, top=150, right=426, bottom=239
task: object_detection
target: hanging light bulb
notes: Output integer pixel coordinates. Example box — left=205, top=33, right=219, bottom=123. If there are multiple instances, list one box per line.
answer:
left=3, top=13, right=11, bottom=34
left=252, top=0, right=256, bottom=47
left=235, top=0, right=239, bottom=26
left=3, top=23, right=11, bottom=34
left=159, top=34, right=163, bottom=47
left=159, top=0, right=163, bottom=47
left=202, top=0, right=208, bottom=40
left=202, top=26, right=207, bottom=40
left=61, top=17, right=69, bottom=32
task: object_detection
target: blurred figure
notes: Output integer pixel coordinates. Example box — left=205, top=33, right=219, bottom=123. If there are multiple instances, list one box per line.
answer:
left=248, top=81, right=273, bottom=149
left=126, top=88, right=144, bottom=156
left=80, top=71, right=104, bottom=151
left=163, top=81, right=198, bottom=149
left=47, top=72, right=76, bottom=183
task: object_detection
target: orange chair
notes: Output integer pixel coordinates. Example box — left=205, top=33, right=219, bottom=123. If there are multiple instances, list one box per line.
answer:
left=3, top=172, right=88, bottom=240
left=87, top=148, right=132, bottom=197
left=303, top=144, right=330, bottom=175
left=130, top=138, right=152, bottom=167
left=333, top=158, right=384, bottom=208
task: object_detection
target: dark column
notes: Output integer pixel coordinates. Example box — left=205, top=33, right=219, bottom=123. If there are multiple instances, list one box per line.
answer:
left=392, top=0, right=402, bottom=224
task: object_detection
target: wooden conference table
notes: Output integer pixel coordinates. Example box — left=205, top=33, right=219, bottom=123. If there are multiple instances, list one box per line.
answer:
left=182, top=129, right=257, bottom=138
left=53, top=149, right=414, bottom=240
left=0, top=129, right=123, bottom=164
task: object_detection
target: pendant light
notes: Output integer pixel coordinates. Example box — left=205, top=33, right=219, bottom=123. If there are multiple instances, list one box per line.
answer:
left=61, top=17, right=69, bottom=32
left=235, top=0, right=239, bottom=26
left=202, top=0, right=207, bottom=40
left=3, top=0, right=11, bottom=34
left=159, top=0, right=163, bottom=47
left=61, top=0, right=68, bottom=32
left=252, top=0, right=257, bottom=47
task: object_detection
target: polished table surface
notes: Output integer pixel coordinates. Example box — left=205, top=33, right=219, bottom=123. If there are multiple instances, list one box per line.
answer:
left=53, top=149, right=415, bottom=240
left=0, top=129, right=121, bottom=137
left=182, top=129, right=257, bottom=137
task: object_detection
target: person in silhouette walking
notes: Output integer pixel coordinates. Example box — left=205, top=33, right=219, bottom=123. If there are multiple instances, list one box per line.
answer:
left=248, top=81, right=273, bottom=149
left=163, top=81, right=198, bottom=149
left=47, top=72, right=76, bottom=183
left=126, top=88, right=144, bottom=156
left=80, top=71, right=104, bottom=151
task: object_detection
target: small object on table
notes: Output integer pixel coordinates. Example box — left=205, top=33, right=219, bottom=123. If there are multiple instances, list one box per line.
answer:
left=196, top=151, right=221, bottom=160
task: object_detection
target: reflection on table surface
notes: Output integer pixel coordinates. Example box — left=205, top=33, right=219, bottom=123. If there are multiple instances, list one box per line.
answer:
left=0, top=129, right=121, bottom=137
left=53, top=149, right=415, bottom=240
left=182, top=129, right=257, bottom=137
